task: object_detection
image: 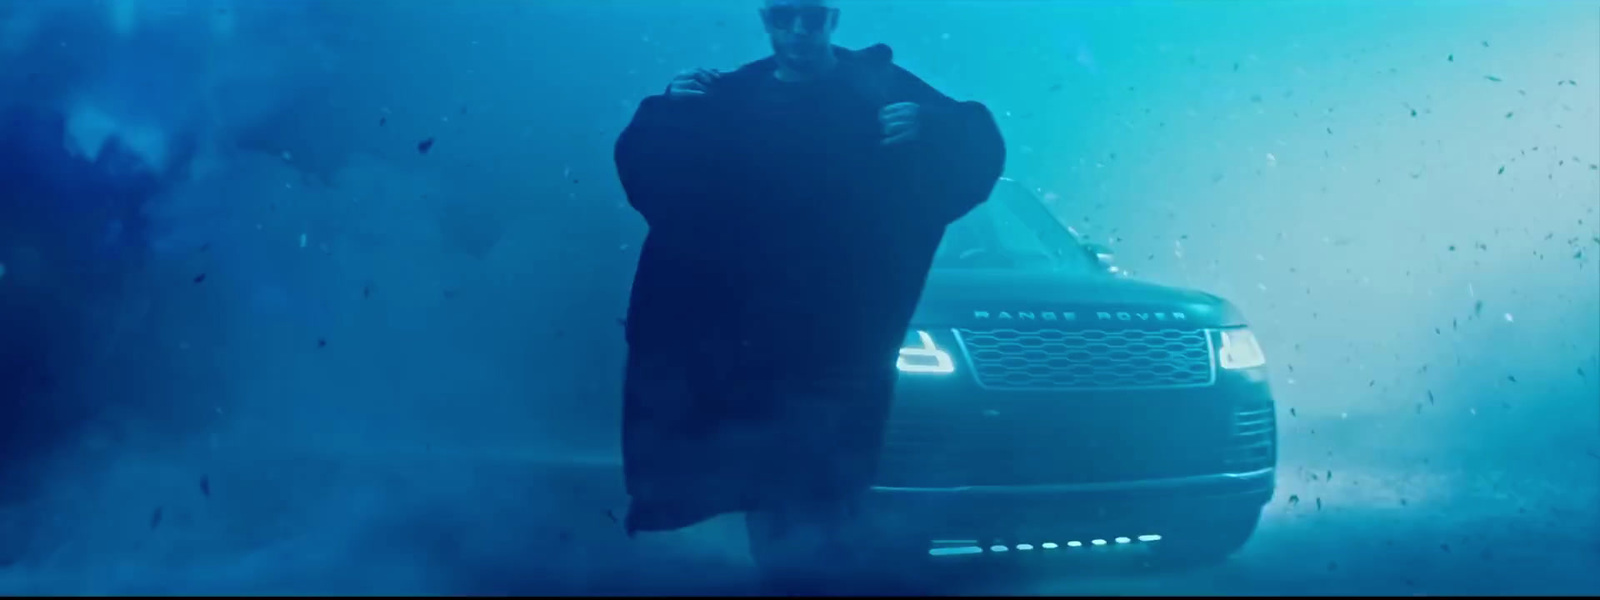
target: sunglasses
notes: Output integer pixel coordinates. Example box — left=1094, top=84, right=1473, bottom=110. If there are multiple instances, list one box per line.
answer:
left=762, top=5, right=838, bottom=31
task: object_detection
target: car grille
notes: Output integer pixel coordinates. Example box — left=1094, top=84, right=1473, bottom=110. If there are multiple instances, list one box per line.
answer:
left=955, top=328, right=1215, bottom=390
left=878, top=400, right=1277, bottom=488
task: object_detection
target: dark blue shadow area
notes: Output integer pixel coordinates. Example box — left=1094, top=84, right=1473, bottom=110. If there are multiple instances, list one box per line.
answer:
left=0, top=102, right=189, bottom=497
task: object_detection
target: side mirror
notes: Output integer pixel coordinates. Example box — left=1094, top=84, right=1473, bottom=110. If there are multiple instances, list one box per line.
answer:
left=1083, top=243, right=1115, bottom=266
left=1083, top=243, right=1128, bottom=276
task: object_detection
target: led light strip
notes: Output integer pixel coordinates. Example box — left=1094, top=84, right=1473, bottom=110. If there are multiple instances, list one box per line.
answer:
left=928, top=534, right=1162, bottom=557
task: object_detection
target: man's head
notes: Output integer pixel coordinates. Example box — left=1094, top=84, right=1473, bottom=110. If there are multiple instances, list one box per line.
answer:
left=760, top=0, right=839, bottom=75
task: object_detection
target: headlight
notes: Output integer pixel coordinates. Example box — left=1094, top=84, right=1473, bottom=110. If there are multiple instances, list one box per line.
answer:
left=1217, top=328, right=1267, bottom=370
left=898, top=330, right=955, bottom=374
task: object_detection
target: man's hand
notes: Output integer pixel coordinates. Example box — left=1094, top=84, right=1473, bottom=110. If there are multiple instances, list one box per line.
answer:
left=667, top=68, right=722, bottom=99
left=879, top=102, right=923, bottom=146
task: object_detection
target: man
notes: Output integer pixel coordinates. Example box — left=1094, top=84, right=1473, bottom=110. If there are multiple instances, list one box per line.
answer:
left=613, top=0, right=1005, bottom=589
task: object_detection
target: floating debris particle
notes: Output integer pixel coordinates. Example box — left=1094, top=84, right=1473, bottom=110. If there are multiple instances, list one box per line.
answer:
left=417, top=137, right=436, bottom=154
left=1503, top=313, right=1514, bottom=322
left=1485, top=75, right=1502, bottom=82
left=1497, top=165, right=1506, bottom=175
left=1506, top=375, right=1518, bottom=383
left=150, top=507, right=164, bottom=529
left=193, top=273, right=207, bottom=284
left=1288, top=494, right=1300, bottom=506
left=317, top=338, right=328, bottom=349
left=378, top=116, right=387, bottom=126
left=1505, top=111, right=1514, bottom=119
left=299, top=233, right=308, bottom=249
left=1447, top=54, right=1454, bottom=62
left=0, top=261, right=6, bottom=281
left=200, top=475, right=211, bottom=497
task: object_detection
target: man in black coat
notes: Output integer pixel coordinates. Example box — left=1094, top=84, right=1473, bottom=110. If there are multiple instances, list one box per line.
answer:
left=613, top=0, right=1005, bottom=587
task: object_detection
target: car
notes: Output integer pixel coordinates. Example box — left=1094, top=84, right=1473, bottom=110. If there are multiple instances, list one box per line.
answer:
left=747, top=177, right=1278, bottom=579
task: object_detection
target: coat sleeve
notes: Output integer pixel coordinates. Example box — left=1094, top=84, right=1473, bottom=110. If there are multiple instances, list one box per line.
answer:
left=886, top=67, right=1007, bottom=226
left=614, top=93, right=714, bottom=229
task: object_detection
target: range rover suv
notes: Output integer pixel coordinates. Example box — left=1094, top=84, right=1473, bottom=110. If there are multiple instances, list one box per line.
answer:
left=748, top=178, right=1278, bottom=575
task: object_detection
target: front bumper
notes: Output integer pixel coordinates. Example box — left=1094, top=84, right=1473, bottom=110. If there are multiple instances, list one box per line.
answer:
left=865, top=465, right=1273, bottom=542
left=866, top=366, right=1278, bottom=539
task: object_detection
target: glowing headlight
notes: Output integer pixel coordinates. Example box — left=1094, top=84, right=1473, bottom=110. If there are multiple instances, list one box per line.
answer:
left=897, top=330, right=955, bottom=374
left=1218, top=328, right=1267, bottom=370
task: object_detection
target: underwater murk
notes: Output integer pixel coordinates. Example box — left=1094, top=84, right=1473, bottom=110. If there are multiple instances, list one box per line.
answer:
left=0, top=0, right=1596, bottom=595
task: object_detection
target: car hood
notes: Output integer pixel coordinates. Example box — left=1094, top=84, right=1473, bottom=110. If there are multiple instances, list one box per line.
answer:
left=913, top=268, right=1246, bottom=328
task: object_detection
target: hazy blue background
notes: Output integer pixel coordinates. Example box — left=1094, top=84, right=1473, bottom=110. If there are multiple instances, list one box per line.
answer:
left=0, top=0, right=1596, bottom=594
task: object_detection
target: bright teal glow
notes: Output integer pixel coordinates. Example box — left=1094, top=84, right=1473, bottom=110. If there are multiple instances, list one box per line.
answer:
left=928, top=546, right=983, bottom=557
left=897, top=330, right=955, bottom=374
left=928, top=535, right=1165, bottom=557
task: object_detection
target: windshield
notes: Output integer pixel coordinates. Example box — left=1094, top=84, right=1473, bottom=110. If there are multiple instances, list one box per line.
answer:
left=933, top=179, right=1100, bottom=273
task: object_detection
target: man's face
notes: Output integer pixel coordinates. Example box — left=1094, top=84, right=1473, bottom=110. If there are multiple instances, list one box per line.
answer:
left=760, top=0, right=838, bottom=69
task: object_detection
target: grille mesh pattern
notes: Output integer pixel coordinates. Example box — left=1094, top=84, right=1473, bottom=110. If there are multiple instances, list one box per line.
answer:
left=956, top=328, right=1214, bottom=390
